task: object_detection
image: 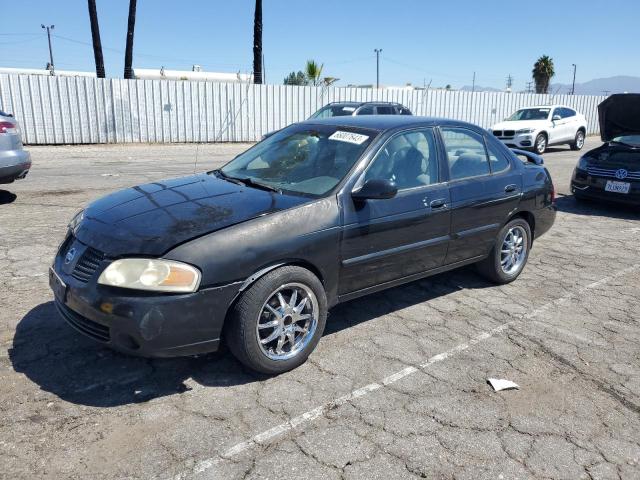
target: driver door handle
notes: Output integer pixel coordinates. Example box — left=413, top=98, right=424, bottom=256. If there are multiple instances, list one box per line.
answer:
left=504, top=184, right=518, bottom=193
left=430, top=198, right=447, bottom=209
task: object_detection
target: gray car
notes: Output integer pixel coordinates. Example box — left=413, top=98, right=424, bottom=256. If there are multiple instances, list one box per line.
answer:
left=0, top=110, right=31, bottom=185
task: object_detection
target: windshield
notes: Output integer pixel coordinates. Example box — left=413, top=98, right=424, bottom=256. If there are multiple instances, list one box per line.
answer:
left=220, top=124, right=376, bottom=196
left=612, top=135, right=640, bottom=147
left=507, top=108, right=550, bottom=121
left=310, top=104, right=358, bottom=119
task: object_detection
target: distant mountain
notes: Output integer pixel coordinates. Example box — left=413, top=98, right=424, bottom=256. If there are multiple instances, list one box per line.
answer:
left=549, top=75, right=640, bottom=96
left=459, top=85, right=503, bottom=92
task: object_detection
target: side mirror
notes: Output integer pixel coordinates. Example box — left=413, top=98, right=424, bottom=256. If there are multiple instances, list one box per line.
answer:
left=552, top=114, right=561, bottom=121
left=352, top=178, right=398, bottom=201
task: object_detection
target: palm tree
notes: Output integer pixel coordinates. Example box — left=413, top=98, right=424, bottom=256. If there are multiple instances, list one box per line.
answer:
left=305, top=60, right=323, bottom=87
left=87, top=0, right=105, bottom=78
left=123, top=0, right=137, bottom=79
left=532, top=55, right=555, bottom=94
left=253, top=0, right=262, bottom=84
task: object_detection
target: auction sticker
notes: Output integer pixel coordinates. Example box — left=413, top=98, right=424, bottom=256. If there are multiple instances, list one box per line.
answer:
left=329, top=131, right=369, bottom=145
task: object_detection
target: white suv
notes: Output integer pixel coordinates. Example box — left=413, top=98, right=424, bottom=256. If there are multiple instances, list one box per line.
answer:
left=491, top=105, right=587, bottom=154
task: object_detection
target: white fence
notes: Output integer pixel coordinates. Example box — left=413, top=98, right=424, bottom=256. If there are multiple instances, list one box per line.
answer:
left=0, top=74, right=605, bottom=145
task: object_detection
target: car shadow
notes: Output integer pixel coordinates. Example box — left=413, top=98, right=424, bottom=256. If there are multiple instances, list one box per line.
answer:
left=0, top=190, right=17, bottom=205
left=10, top=267, right=491, bottom=408
left=555, top=193, right=640, bottom=220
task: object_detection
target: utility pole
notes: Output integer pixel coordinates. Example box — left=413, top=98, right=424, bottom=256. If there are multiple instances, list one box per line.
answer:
left=472, top=72, right=476, bottom=93
left=374, top=49, right=382, bottom=88
left=41, top=24, right=55, bottom=75
left=602, top=90, right=610, bottom=96
left=571, top=64, right=577, bottom=95
left=526, top=81, right=533, bottom=93
left=506, top=74, right=513, bottom=91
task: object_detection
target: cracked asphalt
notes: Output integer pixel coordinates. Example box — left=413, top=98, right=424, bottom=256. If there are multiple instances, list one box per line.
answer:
left=1, top=137, right=639, bottom=479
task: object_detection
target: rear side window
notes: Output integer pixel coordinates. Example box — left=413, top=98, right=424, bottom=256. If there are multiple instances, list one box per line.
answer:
left=485, top=140, right=511, bottom=173
left=441, top=128, right=490, bottom=180
left=375, top=105, right=395, bottom=115
left=357, top=106, right=374, bottom=115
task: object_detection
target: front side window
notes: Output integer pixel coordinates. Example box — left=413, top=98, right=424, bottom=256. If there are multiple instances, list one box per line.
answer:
left=364, top=129, right=439, bottom=190
left=221, top=125, right=376, bottom=196
left=561, top=107, right=576, bottom=118
left=357, top=106, right=374, bottom=115
left=375, top=105, right=395, bottom=115
left=441, top=128, right=490, bottom=180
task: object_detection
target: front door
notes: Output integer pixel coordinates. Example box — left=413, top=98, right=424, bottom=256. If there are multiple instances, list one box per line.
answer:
left=439, top=127, right=522, bottom=264
left=339, top=128, right=451, bottom=295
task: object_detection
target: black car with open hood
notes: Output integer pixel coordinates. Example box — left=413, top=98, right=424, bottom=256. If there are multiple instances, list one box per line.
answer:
left=50, top=116, right=556, bottom=374
left=572, top=93, right=640, bottom=205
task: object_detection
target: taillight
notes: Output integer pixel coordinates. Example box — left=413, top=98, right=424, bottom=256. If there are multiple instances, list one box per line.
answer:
left=0, top=121, right=17, bottom=134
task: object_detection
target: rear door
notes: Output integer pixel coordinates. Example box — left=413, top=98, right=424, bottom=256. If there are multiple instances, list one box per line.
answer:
left=339, top=127, right=450, bottom=294
left=440, top=127, right=521, bottom=264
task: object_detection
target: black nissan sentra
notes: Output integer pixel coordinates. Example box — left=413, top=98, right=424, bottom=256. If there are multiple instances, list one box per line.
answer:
left=50, top=116, right=556, bottom=373
left=571, top=93, right=640, bottom=205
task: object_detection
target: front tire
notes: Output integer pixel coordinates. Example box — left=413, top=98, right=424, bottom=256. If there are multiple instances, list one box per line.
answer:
left=225, top=266, right=327, bottom=374
left=571, top=130, right=585, bottom=151
left=533, top=133, right=547, bottom=154
left=476, top=219, right=531, bottom=284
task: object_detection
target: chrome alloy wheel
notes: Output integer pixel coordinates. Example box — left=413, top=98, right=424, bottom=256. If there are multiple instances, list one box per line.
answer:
left=576, top=132, right=585, bottom=149
left=256, top=283, right=319, bottom=361
left=536, top=135, right=547, bottom=154
left=500, top=226, right=527, bottom=275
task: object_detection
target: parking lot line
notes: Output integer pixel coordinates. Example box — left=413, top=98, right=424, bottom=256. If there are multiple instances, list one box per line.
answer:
left=175, top=262, right=640, bottom=480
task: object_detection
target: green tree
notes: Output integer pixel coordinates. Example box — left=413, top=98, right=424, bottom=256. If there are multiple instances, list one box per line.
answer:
left=305, top=60, right=324, bottom=86
left=123, top=0, right=137, bottom=79
left=87, top=0, right=105, bottom=78
left=532, top=55, right=555, bottom=94
left=253, top=0, right=263, bottom=84
left=283, top=71, right=308, bottom=85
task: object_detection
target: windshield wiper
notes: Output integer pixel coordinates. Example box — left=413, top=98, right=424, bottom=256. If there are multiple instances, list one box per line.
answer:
left=211, top=169, right=245, bottom=186
left=236, top=177, right=282, bottom=193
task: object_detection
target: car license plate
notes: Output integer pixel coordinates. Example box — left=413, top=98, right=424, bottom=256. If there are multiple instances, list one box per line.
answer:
left=49, top=267, right=67, bottom=301
left=604, top=180, right=630, bottom=194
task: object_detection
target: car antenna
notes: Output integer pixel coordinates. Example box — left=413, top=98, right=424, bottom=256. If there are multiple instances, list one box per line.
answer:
left=193, top=140, right=201, bottom=174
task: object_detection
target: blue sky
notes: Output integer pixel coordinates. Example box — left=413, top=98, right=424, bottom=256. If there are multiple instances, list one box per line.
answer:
left=2, top=0, right=639, bottom=89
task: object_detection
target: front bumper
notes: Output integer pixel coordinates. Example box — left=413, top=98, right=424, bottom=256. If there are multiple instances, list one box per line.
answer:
left=494, top=132, right=535, bottom=149
left=571, top=169, right=640, bottom=205
left=0, top=150, right=31, bottom=184
left=50, top=237, right=241, bottom=357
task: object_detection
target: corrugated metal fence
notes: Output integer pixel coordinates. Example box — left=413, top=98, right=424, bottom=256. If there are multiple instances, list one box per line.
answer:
left=0, top=73, right=605, bottom=145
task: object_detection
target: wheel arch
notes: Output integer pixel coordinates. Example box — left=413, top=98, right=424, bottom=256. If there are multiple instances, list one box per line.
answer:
left=507, top=211, right=536, bottom=243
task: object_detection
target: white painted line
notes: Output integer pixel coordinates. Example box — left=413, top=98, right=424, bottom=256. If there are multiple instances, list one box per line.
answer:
left=171, top=263, right=640, bottom=480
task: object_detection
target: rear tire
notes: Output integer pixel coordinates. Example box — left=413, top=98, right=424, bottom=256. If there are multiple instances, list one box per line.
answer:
left=533, top=133, right=547, bottom=154
left=476, top=219, right=531, bottom=284
left=571, top=130, right=585, bottom=151
left=225, top=266, right=327, bottom=374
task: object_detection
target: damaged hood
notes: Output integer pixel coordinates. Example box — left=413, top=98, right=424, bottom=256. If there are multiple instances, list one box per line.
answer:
left=599, top=93, right=640, bottom=142
left=73, top=173, right=309, bottom=257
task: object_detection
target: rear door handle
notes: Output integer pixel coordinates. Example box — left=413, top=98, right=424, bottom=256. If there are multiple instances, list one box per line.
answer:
left=504, top=184, right=518, bottom=193
left=430, top=198, right=447, bottom=209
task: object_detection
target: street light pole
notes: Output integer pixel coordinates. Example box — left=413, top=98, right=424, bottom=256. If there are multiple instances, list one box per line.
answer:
left=571, top=64, right=577, bottom=95
left=374, top=49, right=382, bottom=88
left=41, top=24, right=55, bottom=75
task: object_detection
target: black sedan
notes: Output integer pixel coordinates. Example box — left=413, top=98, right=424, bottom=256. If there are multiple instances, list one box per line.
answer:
left=571, top=93, right=640, bottom=205
left=50, top=116, right=556, bottom=374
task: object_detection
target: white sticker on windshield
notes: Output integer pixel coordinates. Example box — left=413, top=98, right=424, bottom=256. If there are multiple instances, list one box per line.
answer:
left=342, top=107, right=356, bottom=112
left=329, top=131, right=369, bottom=145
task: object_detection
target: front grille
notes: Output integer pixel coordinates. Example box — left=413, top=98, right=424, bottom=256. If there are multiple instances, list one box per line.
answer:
left=587, top=167, right=640, bottom=180
left=55, top=301, right=110, bottom=342
left=72, top=246, right=105, bottom=282
left=504, top=130, right=515, bottom=137
left=492, top=130, right=502, bottom=137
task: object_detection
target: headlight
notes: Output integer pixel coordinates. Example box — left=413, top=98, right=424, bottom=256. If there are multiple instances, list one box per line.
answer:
left=516, top=128, right=535, bottom=134
left=98, top=259, right=201, bottom=293
left=577, top=156, right=589, bottom=170
left=68, top=209, right=84, bottom=231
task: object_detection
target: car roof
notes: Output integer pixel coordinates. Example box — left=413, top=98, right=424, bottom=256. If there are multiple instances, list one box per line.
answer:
left=518, top=105, right=572, bottom=109
left=299, top=115, right=481, bottom=132
left=324, top=101, right=406, bottom=107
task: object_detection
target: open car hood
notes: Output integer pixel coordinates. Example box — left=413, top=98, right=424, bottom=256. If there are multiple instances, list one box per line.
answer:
left=599, top=93, right=640, bottom=142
